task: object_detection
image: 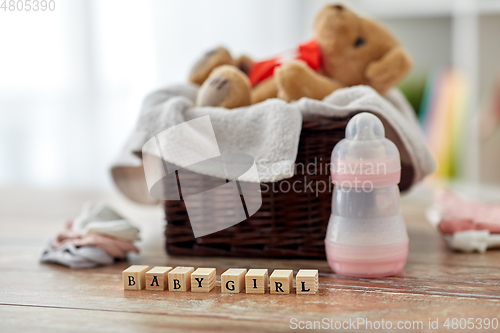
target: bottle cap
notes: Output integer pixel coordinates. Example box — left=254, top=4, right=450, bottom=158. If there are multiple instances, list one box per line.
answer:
left=331, top=112, right=401, bottom=188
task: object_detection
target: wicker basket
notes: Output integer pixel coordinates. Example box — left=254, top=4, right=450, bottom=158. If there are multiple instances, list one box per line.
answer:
left=164, top=114, right=413, bottom=259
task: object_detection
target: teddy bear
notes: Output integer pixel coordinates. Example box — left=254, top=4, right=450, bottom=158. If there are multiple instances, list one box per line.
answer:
left=189, top=4, right=412, bottom=109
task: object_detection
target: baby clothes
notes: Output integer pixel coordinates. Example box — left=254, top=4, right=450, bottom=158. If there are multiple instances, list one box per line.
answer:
left=53, top=226, right=139, bottom=259
left=40, top=203, right=140, bottom=268
left=40, top=241, right=114, bottom=269
left=435, top=190, right=500, bottom=234
left=427, top=190, right=500, bottom=253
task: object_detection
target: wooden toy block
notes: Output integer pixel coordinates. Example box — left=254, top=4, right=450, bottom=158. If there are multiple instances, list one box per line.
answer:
left=221, top=268, right=247, bottom=293
left=245, top=269, right=268, bottom=294
left=146, top=266, right=173, bottom=291
left=168, top=266, right=195, bottom=292
left=123, top=265, right=149, bottom=290
left=270, top=269, right=293, bottom=294
left=296, top=269, right=319, bottom=295
left=191, top=268, right=216, bottom=293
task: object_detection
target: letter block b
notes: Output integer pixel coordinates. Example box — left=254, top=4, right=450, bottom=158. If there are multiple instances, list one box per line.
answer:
left=168, top=266, right=195, bottom=292
left=123, top=265, right=150, bottom=290
left=221, top=268, right=247, bottom=293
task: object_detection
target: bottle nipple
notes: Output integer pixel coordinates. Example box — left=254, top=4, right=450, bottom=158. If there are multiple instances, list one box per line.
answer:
left=346, top=112, right=385, bottom=141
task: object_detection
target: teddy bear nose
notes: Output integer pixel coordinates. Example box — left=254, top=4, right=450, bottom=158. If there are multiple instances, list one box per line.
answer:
left=332, top=4, right=344, bottom=11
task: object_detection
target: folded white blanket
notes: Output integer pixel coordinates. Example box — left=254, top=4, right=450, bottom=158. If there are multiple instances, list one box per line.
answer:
left=112, top=84, right=434, bottom=204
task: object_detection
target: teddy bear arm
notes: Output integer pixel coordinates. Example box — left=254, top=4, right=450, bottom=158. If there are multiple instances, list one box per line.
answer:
left=188, top=47, right=234, bottom=85
left=235, top=55, right=254, bottom=75
left=305, top=72, right=345, bottom=100
left=365, top=46, right=412, bottom=94
left=251, top=77, right=278, bottom=104
left=275, top=59, right=344, bottom=102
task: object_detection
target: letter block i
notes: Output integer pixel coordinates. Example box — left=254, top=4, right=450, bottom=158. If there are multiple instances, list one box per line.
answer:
left=270, top=269, right=293, bottom=294
left=168, top=267, right=195, bottom=292
left=221, top=268, right=247, bottom=293
left=123, top=265, right=150, bottom=290
left=245, top=269, right=268, bottom=294
left=146, top=266, right=173, bottom=291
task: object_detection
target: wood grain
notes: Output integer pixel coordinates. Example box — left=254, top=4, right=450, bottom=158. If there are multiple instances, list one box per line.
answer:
left=0, top=186, right=499, bottom=332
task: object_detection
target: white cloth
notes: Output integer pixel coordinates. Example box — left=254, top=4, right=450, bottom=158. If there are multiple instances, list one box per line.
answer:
left=40, top=241, right=114, bottom=269
left=444, top=231, right=500, bottom=253
left=72, top=202, right=140, bottom=241
left=112, top=84, right=435, bottom=204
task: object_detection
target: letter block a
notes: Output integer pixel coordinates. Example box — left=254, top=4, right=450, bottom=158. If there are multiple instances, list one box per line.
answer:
left=168, top=267, right=195, bottom=292
left=221, top=268, right=247, bottom=293
left=123, top=265, right=150, bottom=290
left=146, top=266, right=173, bottom=291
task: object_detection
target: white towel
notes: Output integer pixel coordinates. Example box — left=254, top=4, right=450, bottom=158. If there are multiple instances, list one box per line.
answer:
left=111, top=84, right=435, bottom=204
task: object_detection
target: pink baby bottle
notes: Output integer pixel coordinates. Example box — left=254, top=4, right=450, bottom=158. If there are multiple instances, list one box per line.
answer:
left=325, top=112, right=409, bottom=278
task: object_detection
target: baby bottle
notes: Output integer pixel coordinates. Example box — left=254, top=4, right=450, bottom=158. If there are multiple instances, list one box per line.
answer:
left=325, top=112, right=408, bottom=277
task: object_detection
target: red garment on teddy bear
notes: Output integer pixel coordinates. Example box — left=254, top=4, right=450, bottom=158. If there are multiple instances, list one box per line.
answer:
left=247, top=39, right=321, bottom=87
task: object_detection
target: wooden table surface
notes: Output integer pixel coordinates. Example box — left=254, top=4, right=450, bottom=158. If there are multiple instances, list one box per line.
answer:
left=0, top=186, right=499, bottom=332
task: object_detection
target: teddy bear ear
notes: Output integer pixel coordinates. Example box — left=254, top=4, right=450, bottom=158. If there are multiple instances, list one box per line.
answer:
left=365, top=46, right=412, bottom=95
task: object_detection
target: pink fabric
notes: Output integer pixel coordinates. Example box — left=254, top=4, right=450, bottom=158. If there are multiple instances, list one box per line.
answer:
left=436, top=190, right=500, bottom=235
left=52, top=222, right=139, bottom=259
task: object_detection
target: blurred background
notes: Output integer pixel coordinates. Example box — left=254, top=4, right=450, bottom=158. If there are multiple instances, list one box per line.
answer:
left=1, top=0, right=500, bottom=190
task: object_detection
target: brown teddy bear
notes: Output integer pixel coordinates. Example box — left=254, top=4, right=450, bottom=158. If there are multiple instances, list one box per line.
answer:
left=189, top=4, right=412, bottom=109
